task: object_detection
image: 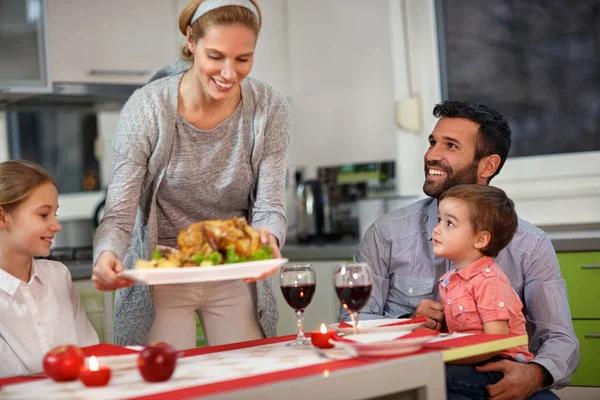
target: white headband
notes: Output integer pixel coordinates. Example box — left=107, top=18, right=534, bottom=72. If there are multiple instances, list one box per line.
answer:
left=190, top=0, right=260, bottom=25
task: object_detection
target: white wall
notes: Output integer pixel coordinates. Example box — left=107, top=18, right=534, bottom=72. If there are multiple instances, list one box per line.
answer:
left=285, top=0, right=397, bottom=179
left=96, top=0, right=400, bottom=182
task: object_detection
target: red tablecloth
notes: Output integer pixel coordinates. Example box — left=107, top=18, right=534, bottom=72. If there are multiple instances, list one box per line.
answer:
left=0, top=332, right=522, bottom=400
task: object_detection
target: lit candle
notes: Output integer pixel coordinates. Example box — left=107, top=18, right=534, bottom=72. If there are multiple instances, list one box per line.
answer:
left=79, top=356, right=111, bottom=387
left=311, top=323, right=336, bottom=349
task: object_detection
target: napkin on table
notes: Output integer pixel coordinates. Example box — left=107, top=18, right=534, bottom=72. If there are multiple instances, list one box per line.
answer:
left=338, top=315, right=428, bottom=329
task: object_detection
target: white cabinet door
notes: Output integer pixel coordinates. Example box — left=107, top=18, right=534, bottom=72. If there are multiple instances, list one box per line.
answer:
left=47, top=0, right=177, bottom=84
left=0, top=0, right=50, bottom=93
left=173, top=0, right=289, bottom=96
left=276, top=260, right=342, bottom=336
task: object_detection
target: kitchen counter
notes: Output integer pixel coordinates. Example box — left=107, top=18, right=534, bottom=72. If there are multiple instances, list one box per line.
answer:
left=62, top=228, right=599, bottom=280
left=283, top=226, right=600, bottom=261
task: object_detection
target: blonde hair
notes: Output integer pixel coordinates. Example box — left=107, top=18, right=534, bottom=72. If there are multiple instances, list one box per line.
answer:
left=0, top=160, right=55, bottom=212
left=178, top=0, right=262, bottom=62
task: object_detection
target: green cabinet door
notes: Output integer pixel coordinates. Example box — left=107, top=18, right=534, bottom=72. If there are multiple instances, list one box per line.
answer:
left=557, top=252, right=600, bottom=319
left=78, top=286, right=109, bottom=343
left=195, top=314, right=207, bottom=347
left=571, top=320, right=600, bottom=387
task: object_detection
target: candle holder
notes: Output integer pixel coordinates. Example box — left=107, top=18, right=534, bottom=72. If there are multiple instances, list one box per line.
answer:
left=79, top=356, right=111, bottom=387
left=311, top=323, right=337, bottom=349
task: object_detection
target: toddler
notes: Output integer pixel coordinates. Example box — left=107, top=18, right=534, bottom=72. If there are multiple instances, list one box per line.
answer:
left=433, top=184, right=533, bottom=399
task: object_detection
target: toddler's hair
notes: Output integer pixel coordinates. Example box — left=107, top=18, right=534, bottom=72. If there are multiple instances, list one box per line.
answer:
left=440, top=184, right=518, bottom=257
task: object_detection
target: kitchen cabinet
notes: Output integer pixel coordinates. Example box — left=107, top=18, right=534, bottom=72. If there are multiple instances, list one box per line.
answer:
left=275, top=260, right=343, bottom=336
left=557, top=251, right=600, bottom=387
left=0, top=0, right=50, bottom=93
left=173, top=0, right=290, bottom=96
left=73, top=279, right=114, bottom=344
left=46, top=0, right=177, bottom=84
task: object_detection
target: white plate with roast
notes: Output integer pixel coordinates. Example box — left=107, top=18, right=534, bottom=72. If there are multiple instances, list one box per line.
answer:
left=119, top=258, right=288, bottom=285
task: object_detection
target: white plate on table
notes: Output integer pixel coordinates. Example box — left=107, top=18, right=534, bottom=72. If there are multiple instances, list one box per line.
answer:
left=339, top=331, right=436, bottom=357
left=85, top=354, right=139, bottom=371
left=329, top=318, right=426, bottom=335
left=119, top=258, right=288, bottom=285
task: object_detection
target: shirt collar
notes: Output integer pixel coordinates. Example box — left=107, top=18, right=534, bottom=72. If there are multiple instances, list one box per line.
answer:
left=0, top=268, right=22, bottom=297
left=426, top=197, right=438, bottom=241
left=30, top=258, right=43, bottom=285
left=456, top=256, right=495, bottom=280
left=0, top=258, right=43, bottom=297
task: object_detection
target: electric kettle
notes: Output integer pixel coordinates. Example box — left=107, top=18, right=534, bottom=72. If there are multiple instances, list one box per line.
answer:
left=296, top=179, right=333, bottom=243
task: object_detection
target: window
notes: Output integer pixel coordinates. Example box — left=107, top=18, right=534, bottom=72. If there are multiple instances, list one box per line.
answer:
left=436, top=0, right=600, bottom=158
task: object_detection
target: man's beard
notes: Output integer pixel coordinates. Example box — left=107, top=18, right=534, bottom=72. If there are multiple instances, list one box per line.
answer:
left=422, top=160, right=479, bottom=199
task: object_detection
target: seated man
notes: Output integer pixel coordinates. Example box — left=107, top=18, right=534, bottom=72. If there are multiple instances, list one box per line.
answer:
left=341, top=101, right=579, bottom=399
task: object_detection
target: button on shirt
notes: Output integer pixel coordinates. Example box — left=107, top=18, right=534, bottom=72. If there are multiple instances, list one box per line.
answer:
left=341, top=197, right=579, bottom=388
left=439, top=256, right=533, bottom=362
left=0, top=259, right=99, bottom=377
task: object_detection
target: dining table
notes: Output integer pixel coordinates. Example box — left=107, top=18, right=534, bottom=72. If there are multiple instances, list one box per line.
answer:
left=0, top=331, right=527, bottom=400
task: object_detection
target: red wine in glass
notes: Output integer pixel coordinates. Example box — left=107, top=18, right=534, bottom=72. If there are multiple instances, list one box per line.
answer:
left=334, top=263, right=373, bottom=334
left=281, top=283, right=316, bottom=311
left=335, top=284, right=372, bottom=312
left=279, top=264, right=317, bottom=346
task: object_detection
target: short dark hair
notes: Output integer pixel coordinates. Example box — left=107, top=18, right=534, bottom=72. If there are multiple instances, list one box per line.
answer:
left=433, top=101, right=512, bottom=182
left=439, top=184, right=518, bottom=258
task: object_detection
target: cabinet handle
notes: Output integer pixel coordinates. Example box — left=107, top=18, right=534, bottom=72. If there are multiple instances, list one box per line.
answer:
left=89, top=69, right=150, bottom=77
left=584, top=333, right=600, bottom=339
left=581, top=264, right=600, bottom=269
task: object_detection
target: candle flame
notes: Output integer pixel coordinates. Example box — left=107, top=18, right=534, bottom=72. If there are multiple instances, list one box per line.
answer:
left=320, top=323, right=327, bottom=334
left=89, top=355, right=99, bottom=371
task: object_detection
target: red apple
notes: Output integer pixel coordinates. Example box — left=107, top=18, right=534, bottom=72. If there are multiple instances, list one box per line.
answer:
left=138, top=342, right=179, bottom=382
left=42, top=345, right=85, bottom=382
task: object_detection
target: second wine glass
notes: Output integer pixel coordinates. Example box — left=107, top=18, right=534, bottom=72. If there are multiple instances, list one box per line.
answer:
left=334, top=262, right=373, bottom=335
left=279, top=264, right=317, bottom=346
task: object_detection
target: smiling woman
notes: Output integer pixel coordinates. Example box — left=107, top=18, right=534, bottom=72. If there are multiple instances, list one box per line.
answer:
left=92, top=0, right=291, bottom=350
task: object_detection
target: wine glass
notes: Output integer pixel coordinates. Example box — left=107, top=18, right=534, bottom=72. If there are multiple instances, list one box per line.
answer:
left=334, top=262, right=373, bottom=335
left=279, top=264, right=317, bottom=346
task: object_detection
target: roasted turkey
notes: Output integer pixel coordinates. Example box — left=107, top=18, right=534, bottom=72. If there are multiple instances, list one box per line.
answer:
left=135, top=217, right=270, bottom=269
left=177, top=217, right=261, bottom=259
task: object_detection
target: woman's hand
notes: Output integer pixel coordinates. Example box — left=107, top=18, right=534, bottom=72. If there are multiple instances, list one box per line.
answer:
left=244, top=228, right=282, bottom=283
left=91, top=250, right=134, bottom=291
left=258, top=227, right=282, bottom=258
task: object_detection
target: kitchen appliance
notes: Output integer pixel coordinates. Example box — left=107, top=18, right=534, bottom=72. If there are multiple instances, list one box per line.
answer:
left=52, top=219, right=95, bottom=249
left=317, top=161, right=397, bottom=240
left=296, top=179, right=334, bottom=243
left=46, top=218, right=96, bottom=279
left=284, top=166, right=305, bottom=243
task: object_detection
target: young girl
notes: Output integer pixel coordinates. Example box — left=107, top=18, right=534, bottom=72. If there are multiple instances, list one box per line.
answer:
left=0, top=160, right=98, bottom=378
left=433, top=184, right=534, bottom=400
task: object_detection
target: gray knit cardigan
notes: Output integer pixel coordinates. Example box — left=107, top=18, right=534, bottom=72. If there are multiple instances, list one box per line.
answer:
left=93, top=59, right=289, bottom=345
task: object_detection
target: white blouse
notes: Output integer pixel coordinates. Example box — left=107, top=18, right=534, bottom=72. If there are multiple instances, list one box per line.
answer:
left=0, top=259, right=99, bottom=377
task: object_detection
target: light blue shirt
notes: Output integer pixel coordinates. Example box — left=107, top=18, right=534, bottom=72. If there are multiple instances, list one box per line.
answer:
left=341, top=197, right=579, bottom=389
